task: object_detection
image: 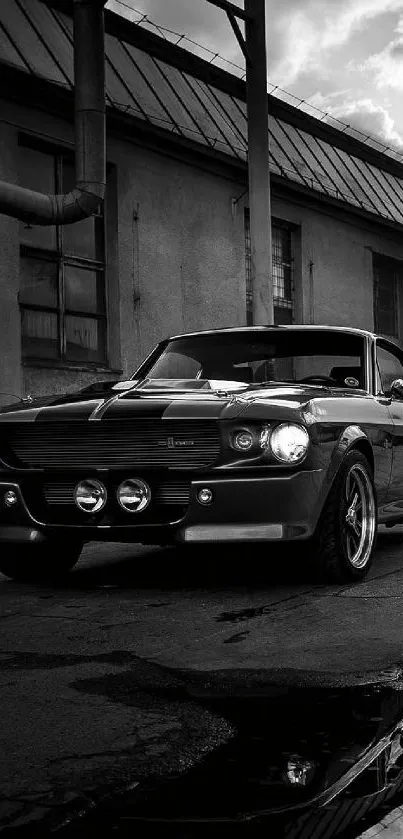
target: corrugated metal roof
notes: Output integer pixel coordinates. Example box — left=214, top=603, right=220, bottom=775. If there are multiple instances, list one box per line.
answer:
left=1, top=0, right=403, bottom=227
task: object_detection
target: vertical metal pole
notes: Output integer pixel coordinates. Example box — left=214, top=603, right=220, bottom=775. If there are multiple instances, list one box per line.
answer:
left=244, top=0, right=273, bottom=324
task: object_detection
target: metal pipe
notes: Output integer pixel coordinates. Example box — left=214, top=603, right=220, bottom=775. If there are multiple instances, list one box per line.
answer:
left=205, top=0, right=251, bottom=22
left=0, top=0, right=106, bottom=225
left=245, top=0, right=273, bottom=324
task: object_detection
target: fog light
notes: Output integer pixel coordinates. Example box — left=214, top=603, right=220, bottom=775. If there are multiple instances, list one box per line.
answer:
left=117, top=478, right=151, bottom=512
left=74, top=479, right=107, bottom=513
left=4, top=490, right=18, bottom=507
left=197, top=487, right=213, bottom=505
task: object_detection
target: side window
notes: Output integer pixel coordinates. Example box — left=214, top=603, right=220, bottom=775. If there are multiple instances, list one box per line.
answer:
left=376, top=345, right=403, bottom=395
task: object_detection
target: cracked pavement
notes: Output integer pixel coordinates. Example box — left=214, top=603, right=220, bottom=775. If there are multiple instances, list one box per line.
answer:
left=2, top=528, right=403, bottom=832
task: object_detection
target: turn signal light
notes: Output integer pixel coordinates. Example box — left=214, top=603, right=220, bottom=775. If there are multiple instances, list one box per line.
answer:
left=231, top=428, right=254, bottom=451
left=197, top=487, right=213, bottom=505
left=4, top=490, right=18, bottom=507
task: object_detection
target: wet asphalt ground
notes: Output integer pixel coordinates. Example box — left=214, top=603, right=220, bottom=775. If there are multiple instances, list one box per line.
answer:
left=2, top=528, right=403, bottom=836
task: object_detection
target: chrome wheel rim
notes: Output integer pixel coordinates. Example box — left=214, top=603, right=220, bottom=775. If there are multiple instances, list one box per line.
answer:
left=343, top=464, right=376, bottom=569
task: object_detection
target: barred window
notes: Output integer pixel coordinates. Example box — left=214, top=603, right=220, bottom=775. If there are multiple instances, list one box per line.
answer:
left=244, top=210, right=293, bottom=325
left=18, top=138, right=107, bottom=365
left=373, top=253, right=401, bottom=340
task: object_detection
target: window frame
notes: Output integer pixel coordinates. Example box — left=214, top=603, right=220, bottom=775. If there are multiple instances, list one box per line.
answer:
left=244, top=211, right=295, bottom=326
left=375, top=339, right=403, bottom=397
left=18, top=136, right=108, bottom=368
left=373, top=252, right=402, bottom=341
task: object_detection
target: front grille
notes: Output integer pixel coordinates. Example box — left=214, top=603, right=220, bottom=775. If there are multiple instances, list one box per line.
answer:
left=4, top=420, right=220, bottom=469
left=43, top=481, right=190, bottom=506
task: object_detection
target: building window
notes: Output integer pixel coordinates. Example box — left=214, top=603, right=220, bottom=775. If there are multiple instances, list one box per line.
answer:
left=373, top=253, right=403, bottom=340
left=18, top=139, right=107, bottom=364
left=244, top=211, right=293, bottom=325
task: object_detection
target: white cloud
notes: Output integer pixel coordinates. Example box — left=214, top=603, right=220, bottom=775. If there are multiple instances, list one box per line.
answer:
left=311, top=95, right=403, bottom=148
left=269, top=0, right=403, bottom=85
left=357, top=15, right=403, bottom=89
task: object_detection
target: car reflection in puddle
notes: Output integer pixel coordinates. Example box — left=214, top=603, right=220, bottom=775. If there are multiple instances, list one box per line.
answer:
left=111, top=684, right=403, bottom=838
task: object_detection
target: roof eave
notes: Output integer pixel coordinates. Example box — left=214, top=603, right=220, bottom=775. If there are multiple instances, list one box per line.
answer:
left=2, top=60, right=403, bottom=236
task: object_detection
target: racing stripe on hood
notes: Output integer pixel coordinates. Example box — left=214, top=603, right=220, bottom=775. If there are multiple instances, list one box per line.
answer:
left=95, top=390, right=249, bottom=421
left=0, top=407, right=43, bottom=423
left=0, top=397, right=105, bottom=423
left=35, top=399, right=105, bottom=422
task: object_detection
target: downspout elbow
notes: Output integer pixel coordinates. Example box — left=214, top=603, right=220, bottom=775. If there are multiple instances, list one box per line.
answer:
left=0, top=183, right=105, bottom=226
left=0, top=0, right=106, bottom=226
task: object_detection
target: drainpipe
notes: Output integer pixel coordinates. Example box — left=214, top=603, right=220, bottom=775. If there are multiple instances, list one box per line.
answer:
left=0, top=0, right=106, bottom=225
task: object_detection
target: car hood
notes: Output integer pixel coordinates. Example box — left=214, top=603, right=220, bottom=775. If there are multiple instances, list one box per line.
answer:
left=0, top=381, right=336, bottom=424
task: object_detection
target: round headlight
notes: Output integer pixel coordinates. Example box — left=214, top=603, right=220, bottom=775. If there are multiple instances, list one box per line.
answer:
left=117, top=478, right=151, bottom=512
left=232, top=429, right=254, bottom=452
left=285, top=756, right=317, bottom=787
left=270, top=423, right=309, bottom=463
left=74, top=479, right=107, bottom=513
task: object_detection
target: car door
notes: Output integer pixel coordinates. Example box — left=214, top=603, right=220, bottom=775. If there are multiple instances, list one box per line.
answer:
left=376, top=340, right=403, bottom=515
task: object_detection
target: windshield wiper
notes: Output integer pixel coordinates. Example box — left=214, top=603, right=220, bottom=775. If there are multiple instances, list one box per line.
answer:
left=253, top=380, right=331, bottom=391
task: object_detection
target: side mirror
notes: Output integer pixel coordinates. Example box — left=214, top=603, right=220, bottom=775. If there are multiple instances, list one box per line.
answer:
left=390, top=378, right=403, bottom=399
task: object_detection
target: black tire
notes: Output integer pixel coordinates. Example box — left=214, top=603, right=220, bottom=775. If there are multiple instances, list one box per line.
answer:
left=0, top=539, right=83, bottom=582
left=313, top=450, right=377, bottom=583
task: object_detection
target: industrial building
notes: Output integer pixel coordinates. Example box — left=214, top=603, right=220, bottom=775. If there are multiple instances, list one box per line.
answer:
left=1, top=0, right=403, bottom=401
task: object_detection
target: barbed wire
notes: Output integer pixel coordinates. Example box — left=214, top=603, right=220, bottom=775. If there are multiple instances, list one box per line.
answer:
left=107, top=0, right=403, bottom=162
left=107, top=0, right=249, bottom=75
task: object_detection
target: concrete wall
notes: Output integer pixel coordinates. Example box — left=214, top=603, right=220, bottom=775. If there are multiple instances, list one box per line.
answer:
left=270, top=195, right=403, bottom=332
left=1, top=97, right=403, bottom=402
left=112, top=136, right=246, bottom=378
left=0, top=100, right=246, bottom=401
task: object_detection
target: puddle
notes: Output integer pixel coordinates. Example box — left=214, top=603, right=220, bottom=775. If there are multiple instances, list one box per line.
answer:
left=61, top=684, right=403, bottom=838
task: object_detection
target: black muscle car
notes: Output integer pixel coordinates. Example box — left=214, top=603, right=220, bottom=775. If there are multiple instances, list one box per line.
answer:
left=1, top=324, right=403, bottom=583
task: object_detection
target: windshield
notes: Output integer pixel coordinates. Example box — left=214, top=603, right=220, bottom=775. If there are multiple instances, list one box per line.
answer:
left=135, top=330, right=366, bottom=390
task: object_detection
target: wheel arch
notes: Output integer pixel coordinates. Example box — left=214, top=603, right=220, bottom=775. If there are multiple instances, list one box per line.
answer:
left=347, top=437, right=374, bottom=474
left=313, top=426, right=375, bottom=527
left=329, top=425, right=374, bottom=481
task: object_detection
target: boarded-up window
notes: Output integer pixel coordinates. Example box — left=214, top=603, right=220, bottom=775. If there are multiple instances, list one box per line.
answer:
left=245, top=211, right=293, bottom=326
left=373, top=253, right=402, bottom=339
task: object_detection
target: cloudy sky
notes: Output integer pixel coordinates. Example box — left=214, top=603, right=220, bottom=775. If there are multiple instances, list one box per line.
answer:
left=106, top=0, right=403, bottom=151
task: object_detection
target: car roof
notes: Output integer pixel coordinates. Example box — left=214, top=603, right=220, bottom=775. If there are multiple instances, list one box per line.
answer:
left=168, top=324, right=376, bottom=340
left=165, top=325, right=403, bottom=354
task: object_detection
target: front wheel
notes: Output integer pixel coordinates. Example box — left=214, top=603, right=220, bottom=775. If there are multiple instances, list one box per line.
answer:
left=313, top=451, right=377, bottom=583
left=0, top=539, right=83, bottom=582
